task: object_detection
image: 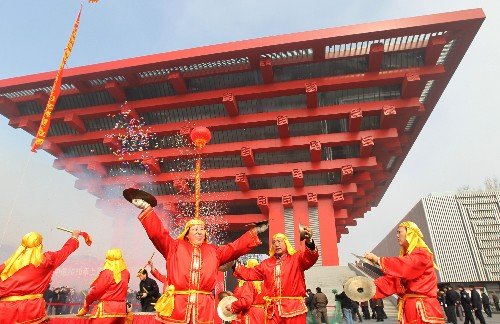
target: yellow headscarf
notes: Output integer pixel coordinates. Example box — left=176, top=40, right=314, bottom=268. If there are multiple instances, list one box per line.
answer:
left=177, top=218, right=208, bottom=243
left=399, top=221, right=438, bottom=269
left=237, top=258, right=262, bottom=293
left=1, top=232, right=44, bottom=281
left=102, top=249, right=127, bottom=284
left=269, top=233, right=296, bottom=257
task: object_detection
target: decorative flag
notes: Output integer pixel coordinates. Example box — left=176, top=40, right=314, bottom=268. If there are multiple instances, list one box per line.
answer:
left=88, top=0, right=99, bottom=3
left=31, top=6, right=82, bottom=152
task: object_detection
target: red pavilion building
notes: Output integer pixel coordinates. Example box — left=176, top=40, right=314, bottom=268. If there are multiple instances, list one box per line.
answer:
left=0, top=9, right=484, bottom=265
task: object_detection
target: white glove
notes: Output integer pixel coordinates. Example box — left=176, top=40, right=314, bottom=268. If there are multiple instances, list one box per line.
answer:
left=254, top=222, right=269, bottom=234
left=132, top=198, right=150, bottom=210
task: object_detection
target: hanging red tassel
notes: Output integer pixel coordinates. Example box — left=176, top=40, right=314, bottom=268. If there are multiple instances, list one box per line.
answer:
left=81, top=232, right=93, bottom=246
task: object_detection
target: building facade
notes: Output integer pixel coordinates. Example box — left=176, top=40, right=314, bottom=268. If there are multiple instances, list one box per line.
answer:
left=372, top=191, right=500, bottom=291
left=0, top=9, right=485, bottom=265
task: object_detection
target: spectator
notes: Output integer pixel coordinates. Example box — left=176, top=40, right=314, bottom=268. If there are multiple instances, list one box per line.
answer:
left=469, top=286, right=486, bottom=324
left=491, top=292, right=499, bottom=312
left=458, top=286, right=475, bottom=324
left=445, top=286, right=460, bottom=324
left=43, top=285, right=54, bottom=313
left=336, top=289, right=353, bottom=324
left=137, top=268, right=160, bottom=312
left=437, top=290, right=448, bottom=322
left=481, top=292, right=492, bottom=318
left=373, top=298, right=384, bottom=322
left=305, top=288, right=315, bottom=315
left=360, top=301, right=370, bottom=320
left=313, top=287, right=328, bottom=324
left=352, top=300, right=363, bottom=322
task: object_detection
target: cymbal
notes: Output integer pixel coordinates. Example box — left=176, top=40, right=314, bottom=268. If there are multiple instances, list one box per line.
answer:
left=217, top=295, right=238, bottom=321
left=344, top=276, right=376, bottom=302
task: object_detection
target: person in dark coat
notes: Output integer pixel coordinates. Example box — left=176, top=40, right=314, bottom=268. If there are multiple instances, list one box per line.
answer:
left=437, top=290, right=448, bottom=322
left=491, top=292, right=499, bottom=312
left=43, top=285, right=54, bottom=313
left=305, top=288, right=315, bottom=312
left=481, top=292, right=492, bottom=318
left=459, top=286, right=476, bottom=324
left=373, top=298, right=384, bottom=322
left=137, top=268, right=160, bottom=312
left=445, top=286, right=460, bottom=324
left=352, top=300, right=363, bottom=322
left=336, top=290, right=353, bottom=324
left=360, top=301, right=370, bottom=320
left=470, top=286, right=486, bottom=324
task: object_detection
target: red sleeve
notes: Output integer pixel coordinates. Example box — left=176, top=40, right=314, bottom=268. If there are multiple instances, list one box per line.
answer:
left=138, top=207, right=174, bottom=259
left=216, top=229, right=261, bottom=266
left=379, top=249, right=431, bottom=280
left=85, top=270, right=113, bottom=305
left=233, top=263, right=265, bottom=282
left=298, top=246, right=319, bottom=270
left=151, top=268, right=167, bottom=284
left=45, top=237, right=79, bottom=269
left=374, top=275, right=402, bottom=299
left=231, top=282, right=255, bottom=314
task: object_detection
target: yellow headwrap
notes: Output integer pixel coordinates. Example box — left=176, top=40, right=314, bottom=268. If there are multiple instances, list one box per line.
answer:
left=399, top=221, right=438, bottom=269
left=177, top=218, right=208, bottom=243
left=1, top=232, right=44, bottom=281
left=237, top=258, right=262, bottom=293
left=269, top=233, right=296, bottom=257
left=102, top=249, right=127, bottom=284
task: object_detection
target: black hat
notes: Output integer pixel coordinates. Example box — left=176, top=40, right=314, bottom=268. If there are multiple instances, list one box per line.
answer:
left=123, top=188, right=157, bottom=207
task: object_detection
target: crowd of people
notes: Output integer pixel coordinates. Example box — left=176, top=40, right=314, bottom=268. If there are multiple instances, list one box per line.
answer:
left=305, top=287, right=389, bottom=324
left=438, top=285, right=496, bottom=324
left=0, top=186, right=497, bottom=324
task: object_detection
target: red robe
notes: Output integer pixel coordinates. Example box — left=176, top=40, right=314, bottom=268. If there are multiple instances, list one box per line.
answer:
left=85, top=269, right=131, bottom=323
left=138, top=207, right=262, bottom=323
left=374, top=247, right=445, bottom=324
left=233, top=246, right=318, bottom=323
left=230, top=281, right=265, bottom=324
left=0, top=237, right=79, bottom=324
left=151, top=268, right=168, bottom=292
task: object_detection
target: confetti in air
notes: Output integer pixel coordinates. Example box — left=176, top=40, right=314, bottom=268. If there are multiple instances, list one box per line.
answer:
left=105, top=102, right=158, bottom=162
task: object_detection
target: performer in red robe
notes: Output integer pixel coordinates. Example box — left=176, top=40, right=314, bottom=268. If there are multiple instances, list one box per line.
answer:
left=365, top=221, right=445, bottom=324
left=0, top=230, right=81, bottom=324
left=233, top=231, right=319, bottom=324
left=228, top=258, right=265, bottom=324
left=129, top=198, right=267, bottom=323
left=148, top=260, right=168, bottom=288
left=77, top=248, right=131, bottom=323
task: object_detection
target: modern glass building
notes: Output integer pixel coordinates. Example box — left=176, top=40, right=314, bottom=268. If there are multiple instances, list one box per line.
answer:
left=372, top=190, right=500, bottom=292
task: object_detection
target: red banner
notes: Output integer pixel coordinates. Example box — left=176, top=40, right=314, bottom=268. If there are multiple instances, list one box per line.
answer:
left=31, top=6, right=82, bottom=152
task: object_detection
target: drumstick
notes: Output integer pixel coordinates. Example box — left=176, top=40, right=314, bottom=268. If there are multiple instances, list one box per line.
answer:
left=56, top=227, right=72, bottom=233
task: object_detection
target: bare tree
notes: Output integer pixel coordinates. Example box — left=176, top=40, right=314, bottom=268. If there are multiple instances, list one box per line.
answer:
left=456, top=185, right=472, bottom=193
left=484, top=176, right=500, bottom=190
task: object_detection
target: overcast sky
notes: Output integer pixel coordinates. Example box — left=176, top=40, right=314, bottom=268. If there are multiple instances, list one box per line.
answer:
left=0, top=0, right=498, bottom=289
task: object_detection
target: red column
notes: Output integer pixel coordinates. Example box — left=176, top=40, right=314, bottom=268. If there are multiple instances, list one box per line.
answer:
left=268, top=199, right=286, bottom=243
left=317, top=197, right=339, bottom=265
left=292, top=197, right=309, bottom=250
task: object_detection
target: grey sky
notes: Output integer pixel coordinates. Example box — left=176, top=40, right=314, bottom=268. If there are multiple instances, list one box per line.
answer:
left=0, top=1, right=498, bottom=289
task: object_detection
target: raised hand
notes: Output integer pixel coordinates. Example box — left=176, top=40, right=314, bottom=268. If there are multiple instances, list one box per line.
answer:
left=132, top=198, right=150, bottom=210
left=254, top=222, right=269, bottom=234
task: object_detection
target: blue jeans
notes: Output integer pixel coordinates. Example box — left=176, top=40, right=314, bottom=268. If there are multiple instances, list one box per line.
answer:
left=342, top=308, right=353, bottom=324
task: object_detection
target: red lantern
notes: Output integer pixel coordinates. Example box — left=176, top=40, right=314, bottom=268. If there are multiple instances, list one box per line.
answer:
left=190, top=126, right=212, bottom=148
